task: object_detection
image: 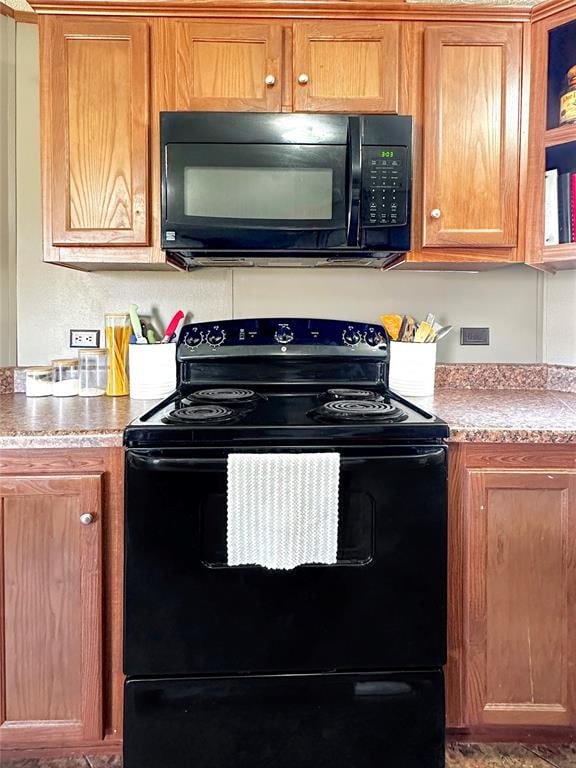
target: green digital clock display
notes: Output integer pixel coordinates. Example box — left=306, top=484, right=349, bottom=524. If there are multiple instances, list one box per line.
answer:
left=380, top=150, right=395, bottom=158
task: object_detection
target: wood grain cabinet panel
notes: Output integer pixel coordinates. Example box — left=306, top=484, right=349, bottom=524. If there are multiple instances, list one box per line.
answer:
left=43, top=17, right=149, bottom=247
left=0, top=474, right=103, bottom=746
left=422, top=25, right=522, bottom=248
left=293, top=21, right=399, bottom=113
left=465, top=470, right=576, bottom=728
left=157, top=20, right=282, bottom=112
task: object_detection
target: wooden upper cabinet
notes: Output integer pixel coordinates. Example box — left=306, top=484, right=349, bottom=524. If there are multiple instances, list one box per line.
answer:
left=422, top=25, right=522, bottom=248
left=465, top=469, right=576, bottom=728
left=157, top=20, right=283, bottom=112
left=0, top=474, right=103, bottom=746
left=293, top=21, right=400, bottom=113
left=42, top=17, right=149, bottom=247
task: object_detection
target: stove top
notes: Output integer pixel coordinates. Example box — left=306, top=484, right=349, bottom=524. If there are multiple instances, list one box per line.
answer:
left=124, top=318, right=449, bottom=448
left=126, top=384, right=448, bottom=447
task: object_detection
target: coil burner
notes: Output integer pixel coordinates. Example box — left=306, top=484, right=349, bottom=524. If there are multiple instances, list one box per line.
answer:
left=162, top=404, right=238, bottom=425
left=312, top=399, right=408, bottom=423
left=184, top=388, right=259, bottom=404
left=323, top=388, right=379, bottom=401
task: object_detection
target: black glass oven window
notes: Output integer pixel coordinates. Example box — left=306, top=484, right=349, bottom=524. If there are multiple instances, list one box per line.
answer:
left=184, top=167, right=333, bottom=220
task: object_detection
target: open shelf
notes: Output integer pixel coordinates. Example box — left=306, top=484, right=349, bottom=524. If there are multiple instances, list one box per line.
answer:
left=543, top=242, right=576, bottom=258
left=545, top=124, right=576, bottom=148
left=545, top=139, right=576, bottom=174
left=547, top=19, right=576, bottom=131
left=544, top=141, right=576, bottom=250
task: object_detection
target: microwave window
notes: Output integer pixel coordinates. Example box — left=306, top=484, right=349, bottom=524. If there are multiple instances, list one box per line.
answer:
left=183, top=167, right=333, bottom=220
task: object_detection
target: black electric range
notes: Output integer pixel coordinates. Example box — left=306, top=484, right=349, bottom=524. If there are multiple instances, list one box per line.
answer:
left=123, top=317, right=448, bottom=768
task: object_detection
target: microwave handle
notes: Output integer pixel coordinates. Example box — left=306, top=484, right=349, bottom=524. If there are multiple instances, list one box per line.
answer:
left=346, top=116, right=362, bottom=247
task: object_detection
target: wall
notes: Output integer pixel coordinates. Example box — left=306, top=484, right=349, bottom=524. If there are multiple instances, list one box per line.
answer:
left=543, top=270, right=576, bottom=366
left=0, top=12, right=17, bottom=366
left=232, top=267, right=543, bottom=364
left=10, top=16, right=569, bottom=371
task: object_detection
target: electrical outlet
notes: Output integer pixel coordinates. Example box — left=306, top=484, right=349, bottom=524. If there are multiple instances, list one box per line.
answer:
left=70, top=329, right=100, bottom=348
left=460, top=327, right=490, bottom=346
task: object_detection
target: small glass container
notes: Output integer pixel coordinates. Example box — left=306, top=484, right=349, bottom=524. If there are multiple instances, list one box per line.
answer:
left=79, top=349, right=108, bottom=397
left=560, top=65, right=576, bottom=125
left=52, top=358, right=79, bottom=397
left=25, top=367, right=53, bottom=397
left=105, top=312, right=131, bottom=396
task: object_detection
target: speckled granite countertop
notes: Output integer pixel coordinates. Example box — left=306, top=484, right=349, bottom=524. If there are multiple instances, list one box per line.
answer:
left=1, top=388, right=576, bottom=448
left=411, top=389, right=576, bottom=444
left=0, top=394, right=160, bottom=449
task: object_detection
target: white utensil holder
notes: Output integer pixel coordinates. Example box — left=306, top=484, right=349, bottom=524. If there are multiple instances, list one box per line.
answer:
left=388, top=341, right=437, bottom=397
left=129, top=343, right=177, bottom=400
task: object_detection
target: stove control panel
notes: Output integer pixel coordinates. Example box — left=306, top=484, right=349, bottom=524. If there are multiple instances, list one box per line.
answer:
left=179, top=318, right=388, bottom=359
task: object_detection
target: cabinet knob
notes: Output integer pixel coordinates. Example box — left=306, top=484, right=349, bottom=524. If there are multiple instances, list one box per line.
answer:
left=80, top=513, right=94, bottom=526
left=264, top=74, right=276, bottom=86
left=430, top=208, right=442, bottom=219
left=298, top=73, right=309, bottom=85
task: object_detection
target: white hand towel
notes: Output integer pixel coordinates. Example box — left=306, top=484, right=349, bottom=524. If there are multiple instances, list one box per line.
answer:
left=227, top=452, right=340, bottom=570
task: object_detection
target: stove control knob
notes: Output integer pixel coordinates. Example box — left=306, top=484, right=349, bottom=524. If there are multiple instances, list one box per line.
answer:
left=274, top=325, right=294, bottom=344
left=206, top=326, right=226, bottom=347
left=183, top=328, right=203, bottom=348
left=365, top=327, right=384, bottom=347
left=342, top=326, right=361, bottom=347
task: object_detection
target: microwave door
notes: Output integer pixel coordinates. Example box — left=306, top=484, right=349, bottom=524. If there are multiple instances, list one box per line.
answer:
left=162, top=143, right=348, bottom=251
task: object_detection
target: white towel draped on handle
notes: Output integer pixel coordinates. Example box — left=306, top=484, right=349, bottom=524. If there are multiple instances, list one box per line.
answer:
left=227, top=452, right=340, bottom=570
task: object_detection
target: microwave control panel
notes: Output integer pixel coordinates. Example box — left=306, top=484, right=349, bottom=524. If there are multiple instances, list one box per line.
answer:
left=361, top=146, right=408, bottom=227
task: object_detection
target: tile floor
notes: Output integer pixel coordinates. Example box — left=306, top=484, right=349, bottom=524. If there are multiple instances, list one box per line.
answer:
left=1, top=746, right=575, bottom=767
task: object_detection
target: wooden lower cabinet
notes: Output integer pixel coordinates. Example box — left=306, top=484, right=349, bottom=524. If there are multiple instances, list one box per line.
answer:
left=447, top=443, right=576, bottom=736
left=0, top=448, right=124, bottom=752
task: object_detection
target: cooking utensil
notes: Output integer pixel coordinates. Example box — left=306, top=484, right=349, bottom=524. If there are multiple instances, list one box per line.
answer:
left=380, top=314, right=403, bottom=341
left=171, top=317, right=185, bottom=343
left=434, top=325, right=453, bottom=341
left=401, top=316, right=415, bottom=342
left=129, top=304, right=147, bottom=344
left=414, top=321, right=434, bottom=343
left=161, top=310, right=185, bottom=343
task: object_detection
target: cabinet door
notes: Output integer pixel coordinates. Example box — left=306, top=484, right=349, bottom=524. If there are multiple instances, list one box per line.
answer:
left=422, top=25, right=521, bottom=247
left=0, top=474, right=103, bottom=746
left=293, top=22, right=399, bottom=113
left=43, top=17, right=149, bottom=247
left=465, top=470, right=576, bottom=727
left=157, top=20, right=282, bottom=112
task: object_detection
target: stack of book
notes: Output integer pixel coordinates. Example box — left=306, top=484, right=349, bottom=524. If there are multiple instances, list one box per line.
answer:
left=544, top=168, right=576, bottom=245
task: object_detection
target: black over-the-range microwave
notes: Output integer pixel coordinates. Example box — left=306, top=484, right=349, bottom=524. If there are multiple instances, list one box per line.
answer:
left=160, top=112, right=412, bottom=269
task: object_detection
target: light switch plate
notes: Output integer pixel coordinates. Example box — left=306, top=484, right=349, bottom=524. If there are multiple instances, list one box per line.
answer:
left=460, top=327, right=490, bottom=346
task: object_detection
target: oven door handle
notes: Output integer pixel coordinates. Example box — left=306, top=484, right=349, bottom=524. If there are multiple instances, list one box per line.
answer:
left=127, top=454, right=228, bottom=472
left=127, top=447, right=445, bottom=473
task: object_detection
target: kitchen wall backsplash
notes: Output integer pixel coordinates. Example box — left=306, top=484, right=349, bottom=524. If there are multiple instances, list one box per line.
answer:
left=17, top=261, right=545, bottom=365
left=543, top=270, right=576, bottom=366
left=232, top=266, right=544, bottom=365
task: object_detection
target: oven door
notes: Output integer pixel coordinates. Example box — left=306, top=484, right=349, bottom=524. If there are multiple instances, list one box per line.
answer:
left=124, top=445, right=447, bottom=676
left=162, top=142, right=349, bottom=250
